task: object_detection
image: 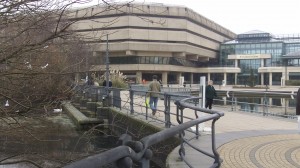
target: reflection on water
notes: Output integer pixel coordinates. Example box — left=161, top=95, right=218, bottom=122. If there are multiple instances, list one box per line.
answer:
left=215, top=96, right=297, bottom=117
left=0, top=112, right=118, bottom=168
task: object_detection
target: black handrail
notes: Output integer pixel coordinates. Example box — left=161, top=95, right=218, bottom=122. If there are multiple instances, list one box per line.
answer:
left=64, top=88, right=224, bottom=168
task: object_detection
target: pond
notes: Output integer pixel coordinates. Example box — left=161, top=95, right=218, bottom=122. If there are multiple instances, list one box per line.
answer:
left=214, top=92, right=297, bottom=117
left=0, top=112, right=118, bottom=168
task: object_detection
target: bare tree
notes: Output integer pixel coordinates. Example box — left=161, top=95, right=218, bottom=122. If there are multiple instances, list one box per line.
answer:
left=0, top=1, right=96, bottom=167
left=0, top=0, right=93, bottom=113
left=0, top=0, right=171, bottom=167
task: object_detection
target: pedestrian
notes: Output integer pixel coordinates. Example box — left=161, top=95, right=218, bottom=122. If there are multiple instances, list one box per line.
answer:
left=102, top=79, right=112, bottom=87
left=87, top=76, right=94, bottom=85
left=205, top=80, right=217, bottom=109
left=147, top=75, right=161, bottom=115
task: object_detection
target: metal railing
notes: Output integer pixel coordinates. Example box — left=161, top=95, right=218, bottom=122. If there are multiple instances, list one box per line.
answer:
left=213, top=90, right=297, bottom=118
left=74, top=84, right=298, bottom=119
left=65, top=85, right=224, bottom=168
left=68, top=84, right=298, bottom=167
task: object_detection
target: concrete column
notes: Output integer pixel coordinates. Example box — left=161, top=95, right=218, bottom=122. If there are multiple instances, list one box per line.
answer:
left=269, top=72, right=272, bottom=86
left=176, top=72, right=182, bottom=84
left=136, top=71, right=142, bottom=84
left=235, top=73, right=237, bottom=85
left=261, top=59, right=264, bottom=67
left=235, top=59, right=238, bottom=67
left=162, top=72, right=168, bottom=85
left=224, top=73, right=227, bottom=83
left=261, top=73, right=264, bottom=85
left=208, top=73, right=211, bottom=81
left=190, top=73, right=194, bottom=84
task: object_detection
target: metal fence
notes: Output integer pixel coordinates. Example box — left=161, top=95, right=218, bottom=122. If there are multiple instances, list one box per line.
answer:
left=214, top=90, right=297, bottom=118
left=66, top=84, right=225, bottom=167
left=68, top=84, right=298, bottom=168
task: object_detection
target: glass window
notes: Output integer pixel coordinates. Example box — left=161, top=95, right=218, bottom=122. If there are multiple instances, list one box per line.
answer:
left=154, top=57, right=159, bottom=64
left=145, top=57, right=150, bottom=64
left=140, top=57, right=145, bottom=64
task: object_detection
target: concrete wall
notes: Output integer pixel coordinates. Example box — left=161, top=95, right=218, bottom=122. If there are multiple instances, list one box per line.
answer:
left=68, top=3, right=236, bottom=83
left=107, top=107, right=180, bottom=167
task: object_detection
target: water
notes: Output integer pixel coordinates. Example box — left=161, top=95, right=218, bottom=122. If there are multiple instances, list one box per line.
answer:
left=214, top=96, right=297, bottom=117
left=0, top=112, right=118, bottom=168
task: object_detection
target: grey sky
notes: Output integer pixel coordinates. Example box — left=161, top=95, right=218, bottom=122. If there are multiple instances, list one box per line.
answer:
left=77, top=0, right=300, bottom=35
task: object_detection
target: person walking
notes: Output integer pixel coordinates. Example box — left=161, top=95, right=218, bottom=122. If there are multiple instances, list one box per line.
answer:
left=205, top=80, right=217, bottom=109
left=147, top=75, right=161, bottom=115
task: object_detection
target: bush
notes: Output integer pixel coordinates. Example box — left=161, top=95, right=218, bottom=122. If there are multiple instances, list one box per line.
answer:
left=94, top=70, right=128, bottom=89
left=286, top=80, right=300, bottom=86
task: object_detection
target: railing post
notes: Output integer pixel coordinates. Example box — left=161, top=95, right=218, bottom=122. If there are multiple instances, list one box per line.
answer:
left=234, top=97, right=237, bottom=111
left=263, top=92, right=268, bottom=116
left=130, top=87, right=134, bottom=114
left=145, top=93, right=148, bottom=120
left=194, top=99, right=199, bottom=139
left=139, top=158, right=150, bottom=168
left=211, top=118, right=222, bottom=168
left=178, top=107, right=185, bottom=161
left=231, top=92, right=234, bottom=111
left=164, top=93, right=171, bottom=128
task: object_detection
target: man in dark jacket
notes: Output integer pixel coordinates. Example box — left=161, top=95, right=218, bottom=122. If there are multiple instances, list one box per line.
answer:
left=205, top=80, right=217, bottom=109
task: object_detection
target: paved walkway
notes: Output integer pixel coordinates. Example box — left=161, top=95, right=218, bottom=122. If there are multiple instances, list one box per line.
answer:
left=119, top=86, right=300, bottom=168
left=166, top=108, right=299, bottom=168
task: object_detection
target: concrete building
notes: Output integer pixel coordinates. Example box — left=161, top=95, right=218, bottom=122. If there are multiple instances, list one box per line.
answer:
left=69, top=3, right=236, bottom=84
left=220, top=30, right=300, bottom=86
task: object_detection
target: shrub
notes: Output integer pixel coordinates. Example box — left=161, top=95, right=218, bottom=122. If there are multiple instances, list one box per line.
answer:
left=286, top=80, right=300, bottom=86
left=94, top=70, right=128, bottom=89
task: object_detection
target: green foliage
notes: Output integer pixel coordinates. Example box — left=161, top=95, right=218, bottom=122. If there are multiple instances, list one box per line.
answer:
left=286, top=80, right=300, bottom=86
left=94, top=69, right=128, bottom=89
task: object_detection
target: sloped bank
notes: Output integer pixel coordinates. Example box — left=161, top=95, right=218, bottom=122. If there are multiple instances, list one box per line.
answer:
left=63, top=100, right=180, bottom=167
left=105, top=107, right=181, bottom=168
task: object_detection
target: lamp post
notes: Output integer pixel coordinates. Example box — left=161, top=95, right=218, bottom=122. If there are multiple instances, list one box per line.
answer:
left=105, top=34, right=110, bottom=97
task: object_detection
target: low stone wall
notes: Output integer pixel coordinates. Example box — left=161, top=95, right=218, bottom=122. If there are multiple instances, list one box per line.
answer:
left=62, top=101, right=103, bottom=129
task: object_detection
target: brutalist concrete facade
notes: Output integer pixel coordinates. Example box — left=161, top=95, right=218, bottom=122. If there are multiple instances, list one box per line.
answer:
left=69, top=3, right=237, bottom=84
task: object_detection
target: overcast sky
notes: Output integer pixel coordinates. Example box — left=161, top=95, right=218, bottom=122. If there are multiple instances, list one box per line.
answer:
left=77, top=0, right=300, bottom=35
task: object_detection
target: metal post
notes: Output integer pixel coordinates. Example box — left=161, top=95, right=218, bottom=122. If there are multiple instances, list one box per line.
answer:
left=164, top=94, right=171, bottom=128
left=105, top=34, right=110, bottom=97
left=231, top=93, right=234, bottom=111
left=145, top=95, right=148, bottom=120
left=199, top=76, right=206, bottom=131
left=194, top=99, right=199, bottom=139
left=130, top=87, right=134, bottom=114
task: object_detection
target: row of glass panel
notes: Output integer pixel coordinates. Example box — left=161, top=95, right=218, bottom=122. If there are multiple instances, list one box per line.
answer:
left=89, top=56, right=227, bottom=67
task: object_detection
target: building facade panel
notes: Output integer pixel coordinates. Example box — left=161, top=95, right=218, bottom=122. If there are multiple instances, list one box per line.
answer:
left=70, top=3, right=236, bottom=84
left=220, top=30, right=300, bottom=86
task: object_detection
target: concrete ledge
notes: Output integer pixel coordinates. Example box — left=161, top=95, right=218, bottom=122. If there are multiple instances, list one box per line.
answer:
left=62, top=101, right=103, bottom=128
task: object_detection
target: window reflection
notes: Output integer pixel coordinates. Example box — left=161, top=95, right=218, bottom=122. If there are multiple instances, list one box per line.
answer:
left=95, top=56, right=228, bottom=68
